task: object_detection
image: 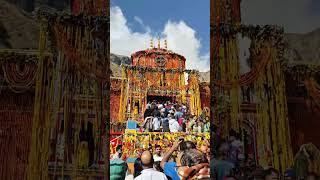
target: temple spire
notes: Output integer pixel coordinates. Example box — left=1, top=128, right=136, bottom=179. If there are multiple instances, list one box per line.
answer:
left=150, top=38, right=154, bottom=48
left=158, top=37, right=160, bottom=49
left=164, top=39, right=167, bottom=49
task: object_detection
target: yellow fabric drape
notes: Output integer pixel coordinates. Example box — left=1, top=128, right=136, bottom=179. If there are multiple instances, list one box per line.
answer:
left=27, top=22, right=51, bottom=180
left=214, top=37, right=293, bottom=173
left=181, top=73, right=186, bottom=104
left=189, top=73, right=201, bottom=116
left=254, top=42, right=293, bottom=173
left=118, top=66, right=127, bottom=122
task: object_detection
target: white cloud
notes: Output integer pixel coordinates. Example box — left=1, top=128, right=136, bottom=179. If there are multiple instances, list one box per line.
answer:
left=110, top=6, right=152, bottom=56
left=162, top=21, right=209, bottom=72
left=241, top=0, right=320, bottom=33
left=110, top=6, right=209, bottom=72
left=134, top=16, right=151, bottom=33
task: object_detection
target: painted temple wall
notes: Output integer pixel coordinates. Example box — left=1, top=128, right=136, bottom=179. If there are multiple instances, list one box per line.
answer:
left=110, top=91, right=121, bottom=123
left=0, top=90, right=34, bottom=179
left=131, top=49, right=186, bottom=69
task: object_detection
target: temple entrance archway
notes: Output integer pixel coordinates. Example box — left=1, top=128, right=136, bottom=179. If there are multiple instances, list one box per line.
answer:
left=147, top=95, right=174, bottom=103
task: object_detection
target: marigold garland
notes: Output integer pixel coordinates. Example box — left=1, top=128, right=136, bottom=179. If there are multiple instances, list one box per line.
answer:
left=213, top=24, right=293, bottom=173
left=119, top=132, right=210, bottom=158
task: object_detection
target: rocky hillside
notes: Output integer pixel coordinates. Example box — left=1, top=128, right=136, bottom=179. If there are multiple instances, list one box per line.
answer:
left=285, top=29, right=320, bottom=64
left=110, top=53, right=131, bottom=77
left=110, top=53, right=131, bottom=65
left=0, top=0, right=39, bottom=49
left=2, top=0, right=68, bottom=12
left=199, top=71, right=210, bottom=82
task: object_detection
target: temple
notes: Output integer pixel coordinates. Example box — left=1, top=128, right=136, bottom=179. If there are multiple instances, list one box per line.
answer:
left=110, top=40, right=210, bottom=131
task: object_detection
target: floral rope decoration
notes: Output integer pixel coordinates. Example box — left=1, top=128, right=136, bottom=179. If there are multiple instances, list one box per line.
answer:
left=212, top=22, right=293, bottom=173
left=52, top=23, right=108, bottom=80
left=110, top=78, right=122, bottom=92
left=25, top=9, right=110, bottom=179
left=211, top=23, right=286, bottom=62
left=39, top=8, right=109, bottom=80
left=212, top=24, right=284, bottom=88
left=118, top=64, right=199, bottom=120
left=254, top=44, right=293, bottom=173
left=0, top=50, right=52, bottom=93
left=2, top=61, right=37, bottom=93
left=120, top=132, right=210, bottom=158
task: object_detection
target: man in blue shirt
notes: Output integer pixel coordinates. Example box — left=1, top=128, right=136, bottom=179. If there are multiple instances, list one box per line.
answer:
left=160, top=140, right=182, bottom=180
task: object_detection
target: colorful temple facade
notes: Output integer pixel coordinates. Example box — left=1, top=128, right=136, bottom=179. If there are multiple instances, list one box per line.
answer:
left=110, top=41, right=210, bottom=129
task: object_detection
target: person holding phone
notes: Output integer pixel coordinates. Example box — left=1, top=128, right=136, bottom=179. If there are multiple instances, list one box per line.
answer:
left=160, top=139, right=183, bottom=180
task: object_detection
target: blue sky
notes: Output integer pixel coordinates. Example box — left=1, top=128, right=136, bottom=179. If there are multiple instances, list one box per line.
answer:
left=110, top=0, right=210, bottom=72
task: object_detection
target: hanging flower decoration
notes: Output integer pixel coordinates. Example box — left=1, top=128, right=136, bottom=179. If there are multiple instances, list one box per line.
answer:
left=212, top=22, right=293, bottom=172
left=118, top=132, right=210, bottom=158
left=212, top=23, right=286, bottom=63
left=0, top=50, right=50, bottom=93
left=38, top=9, right=109, bottom=80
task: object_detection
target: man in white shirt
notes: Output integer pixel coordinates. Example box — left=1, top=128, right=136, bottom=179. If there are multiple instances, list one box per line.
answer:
left=168, top=114, right=180, bottom=133
left=153, top=145, right=163, bottom=162
left=152, top=116, right=161, bottom=132
left=135, top=151, right=168, bottom=180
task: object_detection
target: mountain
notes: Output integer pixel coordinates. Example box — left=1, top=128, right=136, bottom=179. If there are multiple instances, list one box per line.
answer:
left=199, top=71, right=210, bottom=82
left=285, top=28, right=320, bottom=64
left=110, top=53, right=131, bottom=65
left=110, top=53, right=131, bottom=77
left=0, top=0, right=39, bottom=49
left=2, top=0, right=69, bottom=12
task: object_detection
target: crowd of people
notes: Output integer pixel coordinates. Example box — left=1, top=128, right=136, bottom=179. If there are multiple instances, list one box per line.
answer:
left=110, top=138, right=211, bottom=180
left=211, top=126, right=320, bottom=180
left=141, top=100, right=210, bottom=133
left=110, top=100, right=320, bottom=179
